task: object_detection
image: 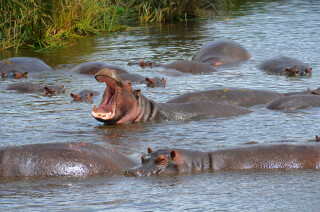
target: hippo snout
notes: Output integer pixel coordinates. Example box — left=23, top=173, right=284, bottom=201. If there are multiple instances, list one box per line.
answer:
left=123, top=169, right=151, bottom=177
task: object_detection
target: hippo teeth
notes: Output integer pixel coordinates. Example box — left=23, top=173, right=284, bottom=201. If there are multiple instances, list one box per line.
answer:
left=91, top=111, right=114, bottom=120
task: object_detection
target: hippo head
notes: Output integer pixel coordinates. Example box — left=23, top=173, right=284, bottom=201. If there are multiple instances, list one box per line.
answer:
left=285, top=66, right=312, bottom=77
left=124, top=148, right=188, bottom=177
left=145, top=77, right=166, bottom=88
left=92, top=68, right=144, bottom=124
left=70, top=92, right=94, bottom=101
left=1, top=70, right=28, bottom=79
left=44, top=85, right=65, bottom=95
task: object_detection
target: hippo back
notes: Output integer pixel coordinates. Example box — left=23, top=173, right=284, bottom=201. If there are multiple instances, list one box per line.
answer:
left=0, top=57, right=52, bottom=73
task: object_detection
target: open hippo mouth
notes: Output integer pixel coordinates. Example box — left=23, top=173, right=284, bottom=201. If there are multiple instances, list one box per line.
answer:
left=92, top=68, right=122, bottom=122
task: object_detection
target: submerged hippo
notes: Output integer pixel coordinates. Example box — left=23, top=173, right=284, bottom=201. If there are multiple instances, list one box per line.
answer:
left=1, top=70, right=28, bottom=79
left=91, top=68, right=251, bottom=124
left=167, top=87, right=285, bottom=108
left=192, top=39, right=251, bottom=67
left=267, top=94, right=320, bottom=111
left=129, top=60, right=216, bottom=75
left=145, top=77, right=166, bottom=88
left=70, top=61, right=145, bottom=83
left=0, top=57, right=52, bottom=73
left=258, top=56, right=312, bottom=76
left=70, top=89, right=100, bottom=102
left=0, top=142, right=137, bottom=178
left=125, top=144, right=320, bottom=176
left=6, top=82, right=65, bottom=95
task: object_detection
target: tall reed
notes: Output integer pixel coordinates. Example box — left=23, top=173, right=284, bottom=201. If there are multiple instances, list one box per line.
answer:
left=0, top=0, right=228, bottom=50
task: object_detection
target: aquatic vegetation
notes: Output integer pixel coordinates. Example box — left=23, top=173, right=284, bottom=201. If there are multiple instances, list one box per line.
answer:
left=0, top=0, right=228, bottom=50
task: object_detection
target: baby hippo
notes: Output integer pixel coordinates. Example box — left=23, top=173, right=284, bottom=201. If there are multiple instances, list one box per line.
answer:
left=6, top=82, right=65, bottom=95
left=258, top=56, right=312, bottom=76
left=1, top=70, right=28, bottom=79
left=70, top=89, right=100, bottom=102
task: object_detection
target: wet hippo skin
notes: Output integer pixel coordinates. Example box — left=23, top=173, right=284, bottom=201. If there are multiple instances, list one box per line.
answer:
left=258, top=56, right=312, bottom=76
left=91, top=68, right=251, bottom=124
left=267, top=94, right=320, bottom=111
left=125, top=144, right=320, bottom=176
left=70, top=61, right=145, bottom=83
left=0, top=57, right=52, bottom=73
left=6, top=82, right=65, bottom=95
left=0, top=142, right=137, bottom=178
left=192, top=39, right=251, bottom=67
left=71, top=89, right=100, bottom=102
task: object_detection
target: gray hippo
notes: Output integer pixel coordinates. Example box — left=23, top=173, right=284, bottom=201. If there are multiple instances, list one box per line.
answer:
left=191, top=39, right=251, bottom=67
left=1, top=70, right=28, bottom=79
left=125, top=144, right=320, bottom=176
left=258, top=56, right=312, bottom=76
left=145, top=77, right=166, bottom=88
left=6, top=82, right=65, bottom=95
left=0, top=57, right=52, bottom=73
left=91, top=68, right=251, bottom=124
left=70, top=89, right=100, bottom=102
left=70, top=61, right=145, bottom=83
left=267, top=94, right=320, bottom=111
left=0, top=142, right=137, bottom=178
left=167, top=87, right=285, bottom=108
left=129, top=60, right=216, bottom=75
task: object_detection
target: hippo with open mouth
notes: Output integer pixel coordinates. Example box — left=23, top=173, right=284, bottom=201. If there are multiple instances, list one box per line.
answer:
left=91, top=68, right=251, bottom=124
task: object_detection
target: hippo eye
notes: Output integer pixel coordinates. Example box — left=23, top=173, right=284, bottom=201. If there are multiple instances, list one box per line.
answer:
left=156, top=155, right=168, bottom=165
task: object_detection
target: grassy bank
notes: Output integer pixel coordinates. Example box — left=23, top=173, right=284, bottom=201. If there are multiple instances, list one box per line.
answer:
left=0, top=0, right=228, bottom=50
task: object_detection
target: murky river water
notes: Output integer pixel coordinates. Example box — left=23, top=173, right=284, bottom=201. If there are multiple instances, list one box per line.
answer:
left=1, top=0, right=320, bottom=211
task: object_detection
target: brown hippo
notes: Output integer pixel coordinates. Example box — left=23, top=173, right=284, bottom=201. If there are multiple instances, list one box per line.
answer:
left=145, top=77, right=166, bottom=88
left=0, top=57, right=52, bottom=73
left=129, top=60, right=216, bottom=75
left=70, top=89, right=100, bottom=102
left=191, top=39, right=251, bottom=67
left=6, top=82, right=65, bottom=95
left=70, top=61, right=145, bottom=83
left=267, top=94, right=320, bottom=111
left=167, top=87, right=285, bottom=108
left=0, top=142, right=137, bottom=178
left=91, top=68, right=251, bottom=124
left=1, top=70, right=28, bottom=79
left=258, top=56, right=312, bottom=76
left=124, top=144, right=320, bottom=176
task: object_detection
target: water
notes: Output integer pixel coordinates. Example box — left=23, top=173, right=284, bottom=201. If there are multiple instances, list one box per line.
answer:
left=1, top=0, right=320, bottom=210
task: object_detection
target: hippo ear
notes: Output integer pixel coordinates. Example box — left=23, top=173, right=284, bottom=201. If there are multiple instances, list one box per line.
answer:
left=146, top=77, right=150, bottom=82
left=147, top=147, right=152, bottom=154
left=1, top=71, right=4, bottom=78
left=70, top=93, right=76, bottom=98
left=23, top=72, right=28, bottom=78
left=162, top=77, right=166, bottom=84
left=170, top=150, right=176, bottom=160
left=124, top=80, right=132, bottom=88
left=307, top=68, right=312, bottom=74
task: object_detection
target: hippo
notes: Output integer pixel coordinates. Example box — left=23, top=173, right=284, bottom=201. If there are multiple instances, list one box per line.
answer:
left=129, top=60, right=216, bottom=75
left=124, top=144, right=320, bottom=176
left=167, top=87, right=285, bottom=108
left=0, top=57, right=52, bottom=73
left=91, top=68, right=251, bottom=124
left=1, top=70, right=28, bottom=79
left=267, top=94, right=320, bottom=111
left=0, top=142, right=137, bottom=178
left=70, top=61, right=145, bottom=83
left=6, top=82, right=65, bottom=95
left=145, top=77, right=166, bottom=88
left=191, top=39, right=251, bottom=67
left=258, top=56, right=312, bottom=76
left=70, top=89, right=100, bottom=102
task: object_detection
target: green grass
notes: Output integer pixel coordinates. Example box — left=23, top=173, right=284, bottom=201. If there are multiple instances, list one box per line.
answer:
left=0, top=0, right=228, bottom=50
